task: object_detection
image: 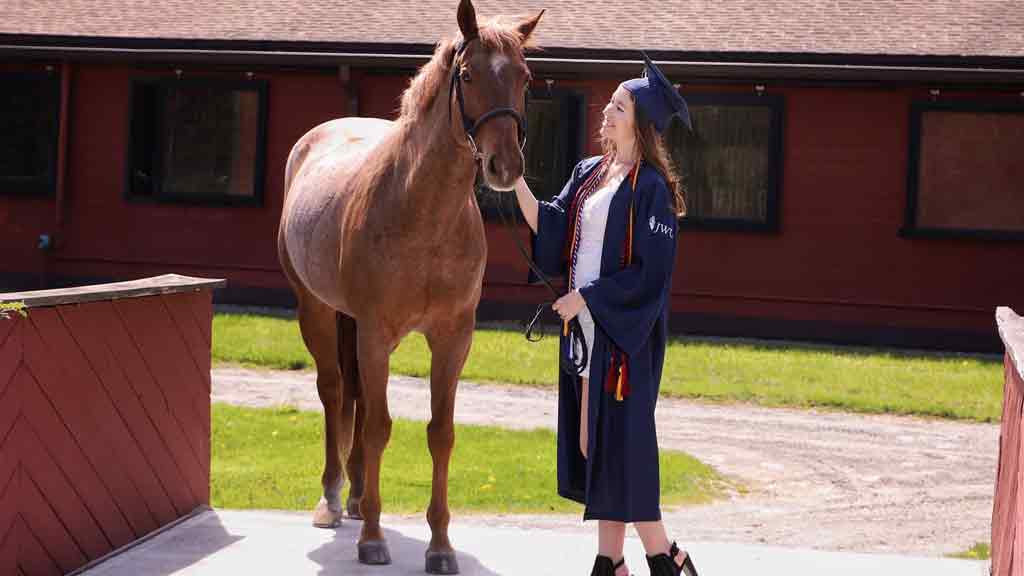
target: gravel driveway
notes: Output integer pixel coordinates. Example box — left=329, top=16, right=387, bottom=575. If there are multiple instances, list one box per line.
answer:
left=212, top=367, right=999, bottom=557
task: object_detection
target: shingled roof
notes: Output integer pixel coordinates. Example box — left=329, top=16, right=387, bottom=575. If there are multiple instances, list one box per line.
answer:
left=1, top=0, right=1022, bottom=59
left=2, top=0, right=1023, bottom=84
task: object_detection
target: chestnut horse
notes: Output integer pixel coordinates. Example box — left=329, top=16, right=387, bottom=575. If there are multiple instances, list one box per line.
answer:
left=277, top=1, right=543, bottom=572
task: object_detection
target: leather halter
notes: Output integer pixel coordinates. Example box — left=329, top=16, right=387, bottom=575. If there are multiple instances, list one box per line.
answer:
left=449, top=36, right=528, bottom=160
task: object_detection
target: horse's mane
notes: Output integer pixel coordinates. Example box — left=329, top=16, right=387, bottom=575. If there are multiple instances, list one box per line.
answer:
left=398, top=17, right=537, bottom=121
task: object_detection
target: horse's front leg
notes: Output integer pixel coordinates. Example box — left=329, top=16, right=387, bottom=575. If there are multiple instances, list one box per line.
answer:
left=356, top=325, right=394, bottom=565
left=423, top=313, right=473, bottom=575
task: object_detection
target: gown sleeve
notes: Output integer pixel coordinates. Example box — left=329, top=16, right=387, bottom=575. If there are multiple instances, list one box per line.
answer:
left=578, top=175, right=678, bottom=357
left=529, top=160, right=584, bottom=281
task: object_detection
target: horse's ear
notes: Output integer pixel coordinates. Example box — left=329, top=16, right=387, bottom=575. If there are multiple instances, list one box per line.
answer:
left=517, top=9, right=544, bottom=43
left=457, top=0, right=479, bottom=41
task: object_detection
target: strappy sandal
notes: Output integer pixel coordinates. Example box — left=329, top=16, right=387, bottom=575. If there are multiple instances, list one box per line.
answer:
left=646, top=541, right=698, bottom=576
left=590, top=554, right=629, bottom=576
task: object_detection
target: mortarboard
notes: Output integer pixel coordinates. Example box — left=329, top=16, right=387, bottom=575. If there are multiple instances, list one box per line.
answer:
left=621, top=52, right=691, bottom=133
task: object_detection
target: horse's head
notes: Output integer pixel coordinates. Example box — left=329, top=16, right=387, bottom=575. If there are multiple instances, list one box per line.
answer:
left=452, top=0, right=543, bottom=191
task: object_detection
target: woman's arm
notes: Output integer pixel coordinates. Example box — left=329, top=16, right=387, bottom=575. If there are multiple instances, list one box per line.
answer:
left=513, top=176, right=539, bottom=233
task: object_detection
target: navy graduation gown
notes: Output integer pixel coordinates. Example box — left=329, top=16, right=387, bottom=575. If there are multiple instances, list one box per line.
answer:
left=531, top=155, right=678, bottom=522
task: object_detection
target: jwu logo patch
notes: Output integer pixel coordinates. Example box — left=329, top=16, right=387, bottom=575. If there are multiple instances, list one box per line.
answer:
left=649, top=215, right=674, bottom=238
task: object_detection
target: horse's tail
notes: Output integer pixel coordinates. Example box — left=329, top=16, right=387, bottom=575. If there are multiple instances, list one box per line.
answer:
left=337, top=312, right=361, bottom=400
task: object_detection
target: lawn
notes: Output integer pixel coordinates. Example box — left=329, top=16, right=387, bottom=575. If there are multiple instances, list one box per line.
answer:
left=212, top=313, right=1004, bottom=422
left=949, top=542, right=990, bottom=560
left=211, top=403, right=731, bottom=513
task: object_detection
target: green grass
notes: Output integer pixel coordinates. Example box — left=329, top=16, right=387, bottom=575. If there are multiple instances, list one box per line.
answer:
left=211, top=403, right=729, bottom=513
left=212, top=314, right=1004, bottom=422
left=0, top=301, right=27, bottom=320
left=948, top=542, right=990, bottom=560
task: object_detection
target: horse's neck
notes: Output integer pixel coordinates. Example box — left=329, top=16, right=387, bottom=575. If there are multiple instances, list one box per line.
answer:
left=391, top=90, right=478, bottom=231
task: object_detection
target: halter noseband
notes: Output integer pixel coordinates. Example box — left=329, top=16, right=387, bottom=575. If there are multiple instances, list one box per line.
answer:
left=449, top=36, right=529, bottom=160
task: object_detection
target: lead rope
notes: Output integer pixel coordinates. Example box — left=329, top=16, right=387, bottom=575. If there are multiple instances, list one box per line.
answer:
left=496, top=159, right=640, bottom=391
left=495, top=158, right=608, bottom=377
left=496, top=190, right=589, bottom=377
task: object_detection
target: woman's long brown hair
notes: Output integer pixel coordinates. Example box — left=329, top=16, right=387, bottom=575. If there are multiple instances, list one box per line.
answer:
left=601, top=94, right=687, bottom=217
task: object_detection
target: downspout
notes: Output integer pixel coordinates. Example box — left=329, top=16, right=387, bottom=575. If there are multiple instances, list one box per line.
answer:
left=42, top=60, right=71, bottom=288
left=338, top=64, right=359, bottom=116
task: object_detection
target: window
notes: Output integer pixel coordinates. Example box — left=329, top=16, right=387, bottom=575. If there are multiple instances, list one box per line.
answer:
left=905, top=101, right=1024, bottom=240
left=476, top=88, right=584, bottom=220
left=0, top=72, right=60, bottom=196
left=666, top=93, right=784, bottom=232
left=127, top=78, right=267, bottom=205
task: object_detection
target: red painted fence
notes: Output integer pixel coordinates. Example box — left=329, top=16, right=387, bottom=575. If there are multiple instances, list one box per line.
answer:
left=0, top=274, right=224, bottom=575
left=993, top=306, right=1024, bottom=576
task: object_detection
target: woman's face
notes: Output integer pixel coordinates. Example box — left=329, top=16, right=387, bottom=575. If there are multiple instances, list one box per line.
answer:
left=600, top=84, right=637, bottom=150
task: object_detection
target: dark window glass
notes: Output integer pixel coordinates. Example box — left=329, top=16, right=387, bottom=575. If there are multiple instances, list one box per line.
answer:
left=128, top=79, right=266, bottom=204
left=0, top=72, right=59, bottom=196
left=666, top=93, right=783, bottom=231
left=908, top=103, right=1024, bottom=238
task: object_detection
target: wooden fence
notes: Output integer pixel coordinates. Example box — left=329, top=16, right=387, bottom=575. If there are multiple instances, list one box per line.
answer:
left=993, top=306, right=1024, bottom=576
left=0, top=274, right=224, bottom=575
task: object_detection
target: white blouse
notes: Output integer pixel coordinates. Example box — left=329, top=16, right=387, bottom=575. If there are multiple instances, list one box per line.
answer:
left=572, top=170, right=627, bottom=290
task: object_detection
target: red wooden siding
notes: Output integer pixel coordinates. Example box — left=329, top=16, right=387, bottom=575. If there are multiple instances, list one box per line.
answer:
left=0, top=288, right=213, bottom=575
left=991, top=353, right=1022, bottom=576
left=995, top=309, right=1024, bottom=573
left=992, top=307, right=1024, bottom=576
left=1, top=61, right=1022, bottom=347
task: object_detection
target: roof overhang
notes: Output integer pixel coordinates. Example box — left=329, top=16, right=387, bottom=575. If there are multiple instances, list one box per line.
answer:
left=2, top=34, right=1023, bottom=85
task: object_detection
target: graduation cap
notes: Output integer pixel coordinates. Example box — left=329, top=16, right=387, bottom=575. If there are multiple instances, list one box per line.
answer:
left=621, top=52, right=691, bottom=133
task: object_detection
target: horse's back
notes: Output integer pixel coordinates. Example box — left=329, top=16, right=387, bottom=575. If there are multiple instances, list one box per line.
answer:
left=284, top=117, right=394, bottom=194
left=280, top=117, right=395, bottom=312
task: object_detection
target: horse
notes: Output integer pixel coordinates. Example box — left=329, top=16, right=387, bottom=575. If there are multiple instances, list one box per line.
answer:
left=276, top=1, right=543, bottom=573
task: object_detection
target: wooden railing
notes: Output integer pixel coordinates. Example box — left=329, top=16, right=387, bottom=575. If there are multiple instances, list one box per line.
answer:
left=993, top=307, right=1024, bottom=576
left=0, top=274, right=224, bottom=576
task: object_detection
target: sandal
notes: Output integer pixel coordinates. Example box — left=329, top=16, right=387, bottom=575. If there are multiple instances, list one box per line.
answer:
left=590, top=554, right=629, bottom=576
left=646, top=541, right=697, bottom=576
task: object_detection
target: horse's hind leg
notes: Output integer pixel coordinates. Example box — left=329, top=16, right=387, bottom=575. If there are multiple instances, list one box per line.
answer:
left=422, top=312, right=474, bottom=575
left=340, top=314, right=365, bottom=519
left=296, top=296, right=353, bottom=529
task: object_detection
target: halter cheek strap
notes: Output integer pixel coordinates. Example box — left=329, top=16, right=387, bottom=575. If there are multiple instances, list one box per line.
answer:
left=449, top=37, right=529, bottom=159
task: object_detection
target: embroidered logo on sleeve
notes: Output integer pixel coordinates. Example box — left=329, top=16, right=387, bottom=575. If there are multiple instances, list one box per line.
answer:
left=649, top=215, right=674, bottom=238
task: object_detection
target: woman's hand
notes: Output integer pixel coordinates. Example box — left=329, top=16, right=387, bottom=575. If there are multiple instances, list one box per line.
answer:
left=552, top=290, right=586, bottom=322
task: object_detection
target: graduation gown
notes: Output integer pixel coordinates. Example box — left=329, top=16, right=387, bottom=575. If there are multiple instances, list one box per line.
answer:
left=531, top=155, right=678, bottom=522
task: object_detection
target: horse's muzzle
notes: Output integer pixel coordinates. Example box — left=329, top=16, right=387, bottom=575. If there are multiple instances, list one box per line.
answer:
left=483, top=148, right=523, bottom=191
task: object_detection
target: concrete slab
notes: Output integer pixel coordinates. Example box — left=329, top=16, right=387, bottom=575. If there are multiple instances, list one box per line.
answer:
left=80, top=509, right=990, bottom=576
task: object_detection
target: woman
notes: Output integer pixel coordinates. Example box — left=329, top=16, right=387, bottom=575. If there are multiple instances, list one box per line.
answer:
left=512, top=54, right=698, bottom=576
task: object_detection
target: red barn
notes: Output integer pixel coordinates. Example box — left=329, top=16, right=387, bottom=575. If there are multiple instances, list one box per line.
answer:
left=1, top=1, right=1022, bottom=351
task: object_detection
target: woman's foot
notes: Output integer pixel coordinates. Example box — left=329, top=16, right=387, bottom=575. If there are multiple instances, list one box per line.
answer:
left=590, top=555, right=629, bottom=576
left=645, top=542, right=697, bottom=576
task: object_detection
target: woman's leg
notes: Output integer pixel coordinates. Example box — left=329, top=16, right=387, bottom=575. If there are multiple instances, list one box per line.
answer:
left=580, top=378, right=589, bottom=458
left=599, top=521, right=629, bottom=576
left=635, top=521, right=687, bottom=568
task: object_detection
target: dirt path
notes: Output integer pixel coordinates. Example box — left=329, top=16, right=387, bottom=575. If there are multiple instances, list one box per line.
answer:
left=212, top=367, right=998, bottom=557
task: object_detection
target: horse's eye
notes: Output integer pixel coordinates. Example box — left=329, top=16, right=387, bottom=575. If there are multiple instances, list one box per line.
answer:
left=460, top=68, right=472, bottom=83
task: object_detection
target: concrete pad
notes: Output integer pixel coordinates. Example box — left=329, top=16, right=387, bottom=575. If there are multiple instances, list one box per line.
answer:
left=81, top=509, right=989, bottom=576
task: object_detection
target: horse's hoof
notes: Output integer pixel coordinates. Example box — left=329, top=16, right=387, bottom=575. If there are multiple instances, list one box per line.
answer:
left=426, top=550, right=460, bottom=574
left=312, top=499, right=343, bottom=528
left=358, top=540, right=392, bottom=565
left=346, top=497, right=363, bottom=519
